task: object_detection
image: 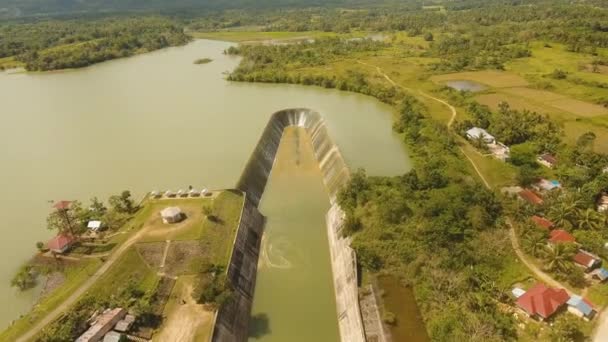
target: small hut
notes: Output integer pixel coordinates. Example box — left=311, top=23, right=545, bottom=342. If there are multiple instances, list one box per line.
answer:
left=189, top=189, right=200, bottom=197
left=164, top=190, right=176, bottom=198
left=160, top=207, right=184, bottom=224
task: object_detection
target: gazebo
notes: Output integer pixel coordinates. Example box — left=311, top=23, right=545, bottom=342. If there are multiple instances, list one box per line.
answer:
left=160, top=207, right=184, bottom=224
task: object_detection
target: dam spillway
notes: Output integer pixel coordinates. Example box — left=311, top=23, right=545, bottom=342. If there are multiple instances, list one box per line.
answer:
left=213, top=108, right=365, bottom=342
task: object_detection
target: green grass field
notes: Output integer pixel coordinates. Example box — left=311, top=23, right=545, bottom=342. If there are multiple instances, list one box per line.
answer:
left=191, top=30, right=341, bottom=42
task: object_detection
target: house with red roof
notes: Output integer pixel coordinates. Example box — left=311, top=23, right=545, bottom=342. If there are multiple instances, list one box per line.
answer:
left=516, top=283, right=570, bottom=321
left=573, top=250, right=602, bottom=272
left=538, top=153, right=558, bottom=168
left=531, top=216, right=554, bottom=230
left=47, top=234, right=75, bottom=254
left=548, top=229, right=575, bottom=245
left=518, top=190, right=544, bottom=205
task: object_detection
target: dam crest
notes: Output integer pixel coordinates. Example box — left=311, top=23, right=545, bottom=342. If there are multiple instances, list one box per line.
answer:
left=212, top=108, right=365, bottom=342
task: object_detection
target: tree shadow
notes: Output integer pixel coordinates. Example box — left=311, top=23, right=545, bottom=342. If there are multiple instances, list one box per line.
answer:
left=249, top=313, right=271, bottom=339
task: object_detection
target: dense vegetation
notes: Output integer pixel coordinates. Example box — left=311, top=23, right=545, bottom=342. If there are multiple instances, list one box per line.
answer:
left=0, top=17, right=189, bottom=70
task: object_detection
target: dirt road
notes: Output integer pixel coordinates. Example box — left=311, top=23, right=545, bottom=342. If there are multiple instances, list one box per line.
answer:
left=17, top=226, right=151, bottom=342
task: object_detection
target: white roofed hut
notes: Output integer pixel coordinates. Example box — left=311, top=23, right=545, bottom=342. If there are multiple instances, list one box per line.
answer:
left=189, top=189, right=201, bottom=197
left=87, top=220, right=103, bottom=232
left=201, top=188, right=210, bottom=197
left=466, top=127, right=496, bottom=144
left=164, top=190, right=176, bottom=198
left=177, top=189, right=188, bottom=198
left=150, top=191, right=162, bottom=199
left=161, top=207, right=184, bottom=224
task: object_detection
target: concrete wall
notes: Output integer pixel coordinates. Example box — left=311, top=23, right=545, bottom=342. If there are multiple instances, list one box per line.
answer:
left=214, top=108, right=365, bottom=342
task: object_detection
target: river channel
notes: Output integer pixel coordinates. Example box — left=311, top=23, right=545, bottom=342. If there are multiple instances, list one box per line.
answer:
left=0, top=39, right=411, bottom=338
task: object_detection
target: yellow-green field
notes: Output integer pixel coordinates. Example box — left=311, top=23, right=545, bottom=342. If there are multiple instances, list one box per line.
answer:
left=191, top=30, right=343, bottom=43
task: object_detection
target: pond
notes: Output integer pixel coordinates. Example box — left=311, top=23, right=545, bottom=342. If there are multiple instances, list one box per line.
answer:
left=445, top=80, right=487, bottom=92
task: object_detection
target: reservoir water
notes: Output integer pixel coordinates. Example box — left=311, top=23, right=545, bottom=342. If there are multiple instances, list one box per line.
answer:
left=0, top=39, right=411, bottom=336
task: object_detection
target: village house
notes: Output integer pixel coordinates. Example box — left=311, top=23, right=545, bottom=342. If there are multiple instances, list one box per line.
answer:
left=114, top=314, right=135, bottom=333
left=533, top=179, right=561, bottom=192
left=53, top=200, right=73, bottom=211
left=87, top=220, right=103, bottom=232
left=189, top=188, right=201, bottom=197
left=597, top=193, right=608, bottom=212
left=591, top=268, right=608, bottom=282
left=76, top=308, right=126, bottom=342
left=150, top=191, right=162, bottom=199
left=567, top=295, right=596, bottom=321
left=160, top=206, right=184, bottom=224
left=573, top=250, right=602, bottom=272
left=516, top=283, right=569, bottom=321
left=531, top=215, right=554, bottom=230
left=466, top=127, right=496, bottom=144
left=164, top=190, right=176, bottom=198
left=537, top=153, right=558, bottom=168
left=177, top=189, right=188, bottom=198
left=47, top=234, right=75, bottom=254
left=518, top=189, right=544, bottom=205
left=548, top=229, right=576, bottom=246
left=487, top=141, right=510, bottom=161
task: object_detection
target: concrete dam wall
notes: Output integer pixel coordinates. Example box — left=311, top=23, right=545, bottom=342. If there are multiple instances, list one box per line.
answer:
left=213, top=108, right=365, bottom=342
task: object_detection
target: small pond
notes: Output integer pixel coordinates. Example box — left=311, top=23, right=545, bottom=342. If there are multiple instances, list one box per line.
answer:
left=445, top=80, right=487, bottom=92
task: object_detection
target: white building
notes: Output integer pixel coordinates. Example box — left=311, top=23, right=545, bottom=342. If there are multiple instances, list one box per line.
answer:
left=466, top=127, right=496, bottom=144
left=87, top=220, right=102, bottom=232
left=160, top=207, right=184, bottom=224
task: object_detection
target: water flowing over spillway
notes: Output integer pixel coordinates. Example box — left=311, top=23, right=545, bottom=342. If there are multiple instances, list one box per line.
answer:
left=214, top=108, right=364, bottom=342
left=236, top=108, right=350, bottom=206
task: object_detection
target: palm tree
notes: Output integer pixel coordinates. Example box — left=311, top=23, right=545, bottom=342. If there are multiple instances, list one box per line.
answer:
left=548, top=195, right=581, bottom=229
left=543, top=243, right=575, bottom=276
left=522, top=230, right=547, bottom=258
left=575, top=208, right=604, bottom=230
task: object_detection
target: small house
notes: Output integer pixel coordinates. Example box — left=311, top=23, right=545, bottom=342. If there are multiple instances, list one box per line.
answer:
left=47, top=234, right=75, bottom=254
left=573, top=250, right=602, bottom=272
left=189, top=189, right=201, bottom=197
left=567, top=295, right=596, bottom=320
left=114, top=314, right=135, bottom=332
left=591, top=268, right=608, bottom=282
left=518, top=189, right=544, bottom=205
left=537, top=153, right=558, bottom=168
left=177, top=189, right=188, bottom=198
left=164, top=190, right=176, bottom=198
left=87, top=220, right=102, bottom=232
left=201, top=188, right=210, bottom=196
left=516, top=283, right=569, bottom=321
left=53, top=200, right=73, bottom=211
left=488, top=142, right=510, bottom=161
left=466, top=127, right=496, bottom=144
left=597, top=194, right=608, bottom=212
left=548, top=229, right=576, bottom=245
left=531, top=215, right=554, bottom=230
left=160, top=207, right=184, bottom=224
left=102, top=332, right=123, bottom=342
left=76, top=308, right=126, bottom=342
left=534, top=179, right=561, bottom=192
left=150, top=191, right=162, bottom=199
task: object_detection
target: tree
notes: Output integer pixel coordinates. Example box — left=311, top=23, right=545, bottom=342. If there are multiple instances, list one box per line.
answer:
left=89, top=197, right=107, bottom=219
left=424, top=32, right=434, bottom=42
left=47, top=201, right=84, bottom=236
left=543, top=243, right=575, bottom=275
left=550, top=315, right=585, bottom=342
left=36, top=241, right=45, bottom=251
left=521, top=225, right=547, bottom=258
left=548, top=196, right=581, bottom=229
left=109, top=190, right=136, bottom=214
left=11, top=265, right=37, bottom=290
left=574, top=208, right=603, bottom=230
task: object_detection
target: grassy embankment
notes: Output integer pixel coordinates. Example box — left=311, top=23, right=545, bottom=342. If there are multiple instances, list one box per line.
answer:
left=0, top=190, right=244, bottom=341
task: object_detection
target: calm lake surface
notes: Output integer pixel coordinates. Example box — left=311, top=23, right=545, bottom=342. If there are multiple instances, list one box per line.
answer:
left=0, top=39, right=411, bottom=337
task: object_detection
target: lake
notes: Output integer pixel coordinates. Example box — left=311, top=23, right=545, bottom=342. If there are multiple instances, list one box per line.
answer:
left=0, top=39, right=411, bottom=339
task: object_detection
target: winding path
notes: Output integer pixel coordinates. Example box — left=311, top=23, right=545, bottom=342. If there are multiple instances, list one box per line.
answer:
left=17, top=226, right=152, bottom=342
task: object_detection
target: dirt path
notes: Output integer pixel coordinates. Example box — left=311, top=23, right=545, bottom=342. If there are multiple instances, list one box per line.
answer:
left=17, top=225, right=152, bottom=342
left=154, top=282, right=213, bottom=342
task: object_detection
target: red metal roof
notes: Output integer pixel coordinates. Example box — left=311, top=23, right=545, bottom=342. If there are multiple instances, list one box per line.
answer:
left=47, top=234, right=74, bottom=251
left=519, top=190, right=544, bottom=205
left=531, top=215, right=554, bottom=229
left=574, top=250, right=599, bottom=268
left=53, top=200, right=72, bottom=210
left=516, top=283, right=569, bottom=319
left=549, top=229, right=576, bottom=244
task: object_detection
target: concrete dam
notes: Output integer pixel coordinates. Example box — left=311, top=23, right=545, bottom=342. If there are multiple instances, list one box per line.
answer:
left=212, top=108, right=366, bottom=342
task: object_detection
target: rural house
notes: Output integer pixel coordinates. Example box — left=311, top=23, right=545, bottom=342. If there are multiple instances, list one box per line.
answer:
left=466, top=127, right=496, bottom=144
left=534, top=179, right=561, bottom=192
left=592, top=268, right=608, bottom=282
left=531, top=215, right=554, bottom=230
left=47, top=234, right=75, bottom=254
left=537, top=153, right=558, bottom=168
left=76, top=308, right=126, bottom=342
left=597, top=193, right=608, bottom=212
left=518, top=189, right=544, bottom=205
left=573, top=250, right=602, bottom=272
left=516, top=283, right=569, bottom=321
left=87, top=220, right=102, bottom=232
left=161, top=207, right=184, bottom=224
left=567, top=295, right=596, bottom=321
left=548, top=230, right=576, bottom=245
